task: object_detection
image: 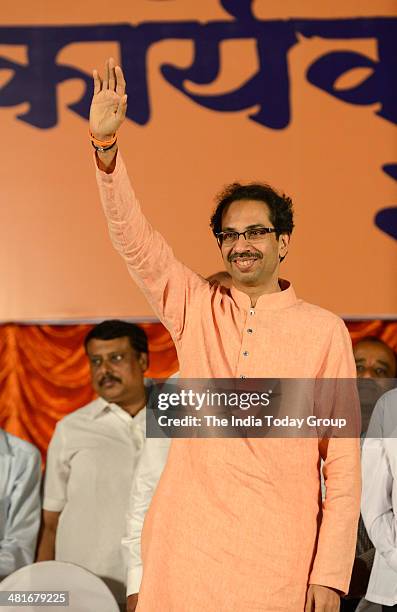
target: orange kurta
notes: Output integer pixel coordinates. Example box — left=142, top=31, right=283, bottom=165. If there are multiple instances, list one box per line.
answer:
left=96, top=154, right=361, bottom=611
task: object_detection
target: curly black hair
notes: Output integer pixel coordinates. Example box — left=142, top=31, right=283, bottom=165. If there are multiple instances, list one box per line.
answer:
left=210, top=182, right=294, bottom=239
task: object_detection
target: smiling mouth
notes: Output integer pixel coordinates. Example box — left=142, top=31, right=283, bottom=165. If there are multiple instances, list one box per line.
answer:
left=232, top=257, right=259, bottom=272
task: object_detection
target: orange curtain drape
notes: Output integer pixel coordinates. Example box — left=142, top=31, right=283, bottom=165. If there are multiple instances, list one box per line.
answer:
left=0, top=323, right=178, bottom=460
left=0, top=320, right=395, bottom=461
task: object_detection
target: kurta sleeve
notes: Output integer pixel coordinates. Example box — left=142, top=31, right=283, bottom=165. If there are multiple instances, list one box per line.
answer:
left=0, top=447, right=41, bottom=577
left=43, top=423, right=69, bottom=512
left=309, top=318, right=361, bottom=594
left=122, top=437, right=171, bottom=595
left=95, top=153, right=206, bottom=342
left=361, top=396, right=397, bottom=572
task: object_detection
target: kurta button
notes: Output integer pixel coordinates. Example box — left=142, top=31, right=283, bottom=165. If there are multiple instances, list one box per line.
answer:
left=247, top=328, right=253, bottom=334
left=243, top=351, right=249, bottom=357
left=240, top=375, right=246, bottom=379
left=249, top=309, right=255, bottom=315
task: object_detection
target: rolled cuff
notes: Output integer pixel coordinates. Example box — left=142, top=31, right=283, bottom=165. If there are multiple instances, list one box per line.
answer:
left=42, top=497, right=65, bottom=512
left=126, top=564, right=143, bottom=597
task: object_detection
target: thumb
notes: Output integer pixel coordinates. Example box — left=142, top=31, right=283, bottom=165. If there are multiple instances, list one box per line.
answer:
left=116, top=94, right=128, bottom=124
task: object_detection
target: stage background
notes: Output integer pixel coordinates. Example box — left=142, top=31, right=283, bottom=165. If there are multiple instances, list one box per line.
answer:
left=0, top=0, right=396, bottom=320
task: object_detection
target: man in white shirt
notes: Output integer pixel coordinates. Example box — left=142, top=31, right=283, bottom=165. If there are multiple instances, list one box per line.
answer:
left=342, top=338, right=396, bottom=612
left=37, top=320, right=150, bottom=610
left=0, top=429, right=41, bottom=579
left=362, top=386, right=397, bottom=610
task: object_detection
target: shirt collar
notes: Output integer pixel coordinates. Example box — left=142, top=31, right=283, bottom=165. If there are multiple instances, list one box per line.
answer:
left=230, top=278, right=298, bottom=311
left=89, top=391, right=149, bottom=423
left=89, top=396, right=111, bottom=419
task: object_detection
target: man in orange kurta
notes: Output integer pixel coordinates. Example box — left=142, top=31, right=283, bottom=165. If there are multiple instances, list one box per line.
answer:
left=90, top=59, right=360, bottom=612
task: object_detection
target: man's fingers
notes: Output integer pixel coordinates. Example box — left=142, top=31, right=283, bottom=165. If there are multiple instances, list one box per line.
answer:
left=116, top=95, right=128, bottom=123
left=103, top=58, right=109, bottom=90
left=115, top=65, right=126, bottom=96
left=108, top=57, right=116, bottom=90
left=93, top=69, right=102, bottom=95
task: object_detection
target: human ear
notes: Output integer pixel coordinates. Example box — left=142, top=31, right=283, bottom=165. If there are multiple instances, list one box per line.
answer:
left=279, top=234, right=290, bottom=255
left=278, top=234, right=290, bottom=262
left=138, top=353, right=148, bottom=372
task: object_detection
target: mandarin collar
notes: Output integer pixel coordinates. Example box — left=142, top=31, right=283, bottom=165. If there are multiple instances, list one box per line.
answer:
left=230, top=278, right=298, bottom=311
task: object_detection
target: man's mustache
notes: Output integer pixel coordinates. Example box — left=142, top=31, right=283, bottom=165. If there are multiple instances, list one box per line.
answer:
left=99, top=374, right=122, bottom=386
left=357, top=377, right=384, bottom=407
left=228, top=250, right=263, bottom=263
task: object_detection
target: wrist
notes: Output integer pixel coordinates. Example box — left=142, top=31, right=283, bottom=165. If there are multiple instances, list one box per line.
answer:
left=96, top=143, right=118, bottom=173
left=91, top=139, right=117, bottom=153
left=89, top=130, right=117, bottom=148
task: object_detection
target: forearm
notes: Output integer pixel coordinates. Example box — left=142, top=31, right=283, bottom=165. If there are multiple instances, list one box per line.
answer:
left=310, top=438, right=361, bottom=593
left=95, top=150, right=203, bottom=335
left=36, top=511, right=60, bottom=561
left=95, top=150, right=171, bottom=284
left=95, top=143, right=118, bottom=173
left=36, top=526, right=56, bottom=561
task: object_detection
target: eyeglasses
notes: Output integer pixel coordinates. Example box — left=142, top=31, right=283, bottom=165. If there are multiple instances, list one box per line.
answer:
left=216, top=227, right=277, bottom=246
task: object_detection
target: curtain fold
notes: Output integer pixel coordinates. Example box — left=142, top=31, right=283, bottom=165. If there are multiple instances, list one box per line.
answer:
left=0, top=323, right=178, bottom=460
left=0, top=321, right=395, bottom=461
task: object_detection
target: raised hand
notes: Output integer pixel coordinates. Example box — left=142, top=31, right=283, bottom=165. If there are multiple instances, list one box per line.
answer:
left=89, top=58, right=127, bottom=141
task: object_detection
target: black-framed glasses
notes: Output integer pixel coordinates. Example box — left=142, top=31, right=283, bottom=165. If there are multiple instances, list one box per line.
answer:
left=216, top=227, right=277, bottom=246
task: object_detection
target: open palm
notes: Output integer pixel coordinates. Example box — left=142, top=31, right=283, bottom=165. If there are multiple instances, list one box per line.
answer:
left=89, top=58, right=127, bottom=140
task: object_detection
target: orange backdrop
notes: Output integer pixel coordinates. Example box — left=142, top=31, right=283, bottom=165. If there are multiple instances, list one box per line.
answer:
left=0, top=321, right=396, bottom=461
left=1, top=0, right=396, bottom=320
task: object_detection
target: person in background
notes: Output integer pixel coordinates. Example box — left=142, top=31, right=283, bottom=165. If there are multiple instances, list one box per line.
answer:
left=361, top=386, right=397, bottom=611
left=354, top=336, right=396, bottom=382
left=341, top=337, right=396, bottom=612
left=0, top=428, right=41, bottom=580
left=355, top=336, right=396, bottom=436
left=37, top=320, right=150, bottom=611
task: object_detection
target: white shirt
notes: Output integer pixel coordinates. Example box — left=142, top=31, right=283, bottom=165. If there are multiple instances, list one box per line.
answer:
left=0, top=429, right=41, bottom=578
left=361, top=387, right=397, bottom=606
left=43, top=397, right=146, bottom=603
left=122, top=436, right=170, bottom=595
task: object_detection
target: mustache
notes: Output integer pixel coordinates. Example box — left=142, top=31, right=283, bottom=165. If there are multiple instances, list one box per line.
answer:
left=228, top=250, right=263, bottom=263
left=357, top=377, right=386, bottom=406
left=99, top=374, right=122, bottom=386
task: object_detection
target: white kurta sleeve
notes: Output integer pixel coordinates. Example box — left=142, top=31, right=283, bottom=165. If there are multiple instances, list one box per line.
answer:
left=122, top=437, right=171, bottom=595
left=361, top=394, right=397, bottom=572
left=43, top=423, right=69, bottom=512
